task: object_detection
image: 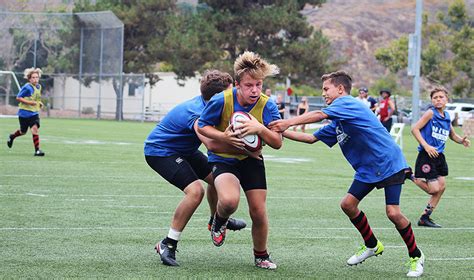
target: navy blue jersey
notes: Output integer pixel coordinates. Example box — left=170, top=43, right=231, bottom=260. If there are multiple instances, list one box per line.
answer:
left=418, top=107, right=451, bottom=153
left=198, top=88, right=281, bottom=164
left=314, top=95, right=408, bottom=183
left=144, top=95, right=205, bottom=156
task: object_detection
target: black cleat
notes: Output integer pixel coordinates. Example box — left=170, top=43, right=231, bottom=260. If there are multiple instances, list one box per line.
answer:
left=208, top=217, right=246, bottom=231
left=34, top=149, right=45, bottom=156
left=418, top=217, right=442, bottom=228
left=227, top=218, right=247, bottom=231
left=155, top=239, right=179, bottom=266
left=7, top=136, right=13, bottom=148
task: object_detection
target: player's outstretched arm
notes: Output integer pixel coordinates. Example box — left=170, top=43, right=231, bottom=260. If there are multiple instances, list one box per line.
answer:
left=411, top=110, right=439, bottom=158
left=269, top=111, right=328, bottom=133
left=283, top=130, right=318, bottom=144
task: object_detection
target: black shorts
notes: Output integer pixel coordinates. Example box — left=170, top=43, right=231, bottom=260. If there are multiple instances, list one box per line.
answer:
left=211, top=157, right=267, bottom=191
left=145, top=150, right=211, bottom=191
left=19, top=115, right=40, bottom=133
left=415, top=150, right=448, bottom=180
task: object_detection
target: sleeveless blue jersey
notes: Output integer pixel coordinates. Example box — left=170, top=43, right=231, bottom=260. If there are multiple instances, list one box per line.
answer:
left=314, top=95, right=408, bottom=183
left=144, top=95, right=205, bottom=156
left=418, top=107, right=451, bottom=153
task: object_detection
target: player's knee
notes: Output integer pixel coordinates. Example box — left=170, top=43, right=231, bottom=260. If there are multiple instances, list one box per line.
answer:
left=385, top=207, right=402, bottom=222
left=340, top=199, right=356, bottom=214
left=249, top=206, right=267, bottom=224
left=219, top=198, right=239, bottom=214
left=184, top=184, right=205, bottom=202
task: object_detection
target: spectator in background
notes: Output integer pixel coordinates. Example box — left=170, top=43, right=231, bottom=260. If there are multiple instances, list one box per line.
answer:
left=378, top=89, right=395, bottom=132
left=265, top=88, right=277, bottom=102
left=276, top=94, right=285, bottom=119
left=293, top=96, right=309, bottom=132
left=356, top=87, right=377, bottom=113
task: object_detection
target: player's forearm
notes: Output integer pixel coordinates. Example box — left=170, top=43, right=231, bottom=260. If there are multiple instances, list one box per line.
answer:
left=288, top=111, right=325, bottom=126
left=283, top=130, right=317, bottom=143
left=197, top=125, right=223, bottom=140
left=259, top=129, right=282, bottom=149
left=17, top=97, right=35, bottom=105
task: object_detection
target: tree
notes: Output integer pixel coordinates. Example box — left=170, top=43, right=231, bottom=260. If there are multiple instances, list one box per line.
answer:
left=375, top=0, right=473, bottom=98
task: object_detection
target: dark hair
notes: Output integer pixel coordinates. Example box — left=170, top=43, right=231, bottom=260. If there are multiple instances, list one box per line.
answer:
left=359, top=87, right=368, bottom=93
left=200, top=70, right=233, bottom=101
left=379, top=89, right=391, bottom=96
left=430, top=87, right=448, bottom=98
left=321, top=71, right=352, bottom=93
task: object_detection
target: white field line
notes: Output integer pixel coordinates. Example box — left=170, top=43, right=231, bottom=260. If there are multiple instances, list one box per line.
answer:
left=0, top=193, right=473, bottom=200
left=0, top=227, right=472, bottom=231
left=428, top=257, right=474, bottom=261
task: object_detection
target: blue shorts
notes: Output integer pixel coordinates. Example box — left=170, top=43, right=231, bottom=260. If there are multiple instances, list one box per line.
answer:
left=348, top=181, right=402, bottom=205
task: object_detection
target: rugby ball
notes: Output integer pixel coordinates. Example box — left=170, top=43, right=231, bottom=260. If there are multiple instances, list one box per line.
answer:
left=230, top=111, right=262, bottom=152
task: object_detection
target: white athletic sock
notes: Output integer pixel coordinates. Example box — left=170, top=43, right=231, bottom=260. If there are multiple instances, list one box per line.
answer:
left=168, top=228, right=182, bottom=241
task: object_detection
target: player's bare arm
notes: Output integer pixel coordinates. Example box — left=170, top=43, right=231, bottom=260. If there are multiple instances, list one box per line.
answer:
left=236, top=116, right=282, bottom=149
left=16, top=97, right=37, bottom=106
left=269, top=111, right=328, bottom=133
left=448, top=125, right=471, bottom=147
left=411, top=110, right=438, bottom=158
left=194, top=120, right=262, bottom=159
left=283, top=130, right=318, bottom=144
left=197, top=123, right=245, bottom=149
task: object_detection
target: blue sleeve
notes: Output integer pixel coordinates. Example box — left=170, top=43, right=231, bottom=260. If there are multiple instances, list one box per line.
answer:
left=368, top=97, right=377, bottom=108
left=263, top=99, right=281, bottom=126
left=314, top=121, right=338, bottom=147
left=17, top=84, right=33, bottom=98
left=322, top=97, right=356, bottom=121
left=198, top=94, right=225, bottom=128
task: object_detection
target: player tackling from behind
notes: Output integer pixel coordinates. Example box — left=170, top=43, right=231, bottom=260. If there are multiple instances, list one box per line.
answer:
left=411, top=87, right=470, bottom=228
left=197, top=51, right=282, bottom=269
left=144, top=70, right=247, bottom=267
left=7, top=68, right=45, bottom=156
left=269, top=71, right=424, bottom=277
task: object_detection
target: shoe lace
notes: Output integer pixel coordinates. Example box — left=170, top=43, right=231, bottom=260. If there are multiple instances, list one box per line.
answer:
left=355, top=245, right=367, bottom=256
left=406, top=257, right=419, bottom=271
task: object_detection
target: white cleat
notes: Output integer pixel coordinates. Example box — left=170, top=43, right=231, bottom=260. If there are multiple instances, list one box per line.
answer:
left=347, top=240, right=384, bottom=266
left=407, top=250, right=425, bottom=277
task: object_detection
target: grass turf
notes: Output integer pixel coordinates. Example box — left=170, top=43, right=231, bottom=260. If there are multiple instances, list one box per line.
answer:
left=1, top=118, right=473, bottom=278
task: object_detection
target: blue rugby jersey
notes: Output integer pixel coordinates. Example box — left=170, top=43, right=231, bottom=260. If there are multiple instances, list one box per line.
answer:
left=17, top=83, right=40, bottom=118
left=315, top=95, right=408, bottom=183
left=418, top=107, right=451, bottom=153
left=144, top=95, right=205, bottom=157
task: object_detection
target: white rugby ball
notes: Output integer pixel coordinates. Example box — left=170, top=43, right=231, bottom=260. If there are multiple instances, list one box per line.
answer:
left=230, top=111, right=262, bottom=152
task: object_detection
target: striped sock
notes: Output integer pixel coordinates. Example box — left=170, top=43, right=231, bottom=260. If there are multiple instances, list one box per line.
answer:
left=32, top=134, right=40, bottom=150
left=10, top=130, right=22, bottom=140
left=398, top=223, right=421, bottom=258
left=350, top=211, right=378, bottom=248
left=254, top=249, right=269, bottom=259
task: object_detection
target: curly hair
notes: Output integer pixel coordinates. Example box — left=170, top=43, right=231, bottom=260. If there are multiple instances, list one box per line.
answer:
left=23, top=68, right=42, bottom=80
left=233, top=51, right=279, bottom=83
left=200, top=70, right=233, bottom=101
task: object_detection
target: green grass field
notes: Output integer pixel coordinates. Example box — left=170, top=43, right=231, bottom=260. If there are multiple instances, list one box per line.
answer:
left=1, top=118, right=473, bottom=279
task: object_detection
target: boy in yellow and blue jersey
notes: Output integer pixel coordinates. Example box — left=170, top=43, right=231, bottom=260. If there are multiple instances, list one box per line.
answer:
left=7, top=68, right=45, bottom=156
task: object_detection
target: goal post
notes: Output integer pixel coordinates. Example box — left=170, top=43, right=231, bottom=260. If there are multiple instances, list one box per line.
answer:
left=0, top=70, right=21, bottom=106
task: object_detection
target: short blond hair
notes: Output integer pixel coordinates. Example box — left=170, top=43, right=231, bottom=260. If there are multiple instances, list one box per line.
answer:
left=233, top=51, right=279, bottom=83
left=23, top=68, right=42, bottom=80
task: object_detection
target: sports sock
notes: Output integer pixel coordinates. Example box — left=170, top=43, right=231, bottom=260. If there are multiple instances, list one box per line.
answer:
left=421, top=203, right=433, bottom=219
left=213, top=213, right=228, bottom=232
left=10, top=130, right=22, bottom=140
left=254, top=249, right=269, bottom=259
left=32, top=134, right=40, bottom=150
left=397, top=223, right=421, bottom=258
left=208, top=216, right=213, bottom=226
left=350, top=211, right=378, bottom=248
left=167, top=228, right=181, bottom=242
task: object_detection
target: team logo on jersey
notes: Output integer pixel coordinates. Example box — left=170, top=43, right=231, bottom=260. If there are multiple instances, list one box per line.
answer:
left=421, top=164, right=431, bottom=173
left=336, top=124, right=349, bottom=146
left=175, top=157, right=183, bottom=164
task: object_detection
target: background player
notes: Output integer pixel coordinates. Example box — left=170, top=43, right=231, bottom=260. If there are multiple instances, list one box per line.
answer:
left=411, top=87, right=471, bottom=228
left=7, top=68, right=45, bottom=156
